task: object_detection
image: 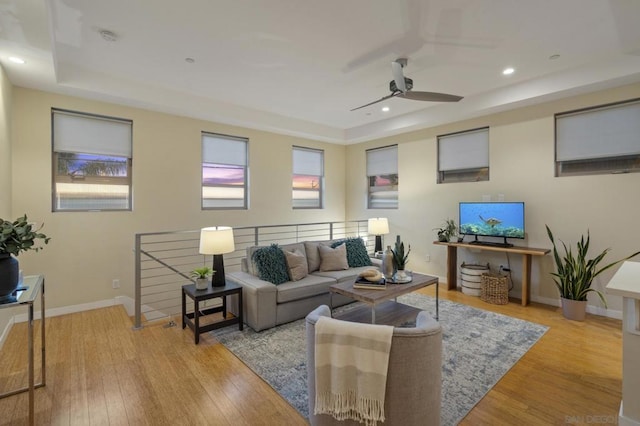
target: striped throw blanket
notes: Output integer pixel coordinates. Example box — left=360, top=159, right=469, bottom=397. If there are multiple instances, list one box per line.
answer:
left=314, top=316, right=394, bottom=426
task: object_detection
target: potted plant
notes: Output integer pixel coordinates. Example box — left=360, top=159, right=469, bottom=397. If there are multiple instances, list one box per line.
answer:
left=434, top=219, right=457, bottom=242
left=190, top=266, right=215, bottom=290
left=546, top=225, right=640, bottom=321
left=391, top=235, right=411, bottom=282
left=0, top=215, right=50, bottom=302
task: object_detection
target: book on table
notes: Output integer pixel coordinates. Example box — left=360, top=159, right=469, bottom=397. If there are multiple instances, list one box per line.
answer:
left=353, top=277, right=387, bottom=290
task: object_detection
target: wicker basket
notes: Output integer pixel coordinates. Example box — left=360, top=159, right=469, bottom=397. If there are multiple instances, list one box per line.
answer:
left=480, top=273, right=509, bottom=305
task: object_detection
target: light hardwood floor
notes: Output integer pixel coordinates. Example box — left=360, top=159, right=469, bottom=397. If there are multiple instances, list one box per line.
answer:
left=0, top=286, right=622, bottom=425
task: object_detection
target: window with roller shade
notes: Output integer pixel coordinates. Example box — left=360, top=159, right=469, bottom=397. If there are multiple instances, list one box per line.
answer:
left=437, top=127, right=489, bottom=183
left=367, top=145, right=398, bottom=209
left=555, top=99, right=640, bottom=177
left=52, top=109, right=133, bottom=211
left=292, top=146, right=324, bottom=209
left=201, top=132, right=248, bottom=209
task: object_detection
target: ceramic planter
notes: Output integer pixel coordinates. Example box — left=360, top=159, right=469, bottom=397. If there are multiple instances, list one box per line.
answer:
left=195, top=278, right=209, bottom=290
left=561, top=297, right=587, bottom=321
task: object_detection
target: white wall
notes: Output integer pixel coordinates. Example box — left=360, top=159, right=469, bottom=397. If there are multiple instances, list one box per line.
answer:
left=0, top=64, right=15, bottom=338
left=10, top=87, right=346, bottom=311
left=346, top=82, right=640, bottom=314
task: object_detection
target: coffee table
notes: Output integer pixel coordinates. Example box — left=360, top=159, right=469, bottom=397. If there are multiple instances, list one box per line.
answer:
left=329, top=272, right=439, bottom=325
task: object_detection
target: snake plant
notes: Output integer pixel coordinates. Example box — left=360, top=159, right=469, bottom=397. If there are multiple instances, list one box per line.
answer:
left=546, top=225, right=640, bottom=307
left=391, top=235, right=411, bottom=270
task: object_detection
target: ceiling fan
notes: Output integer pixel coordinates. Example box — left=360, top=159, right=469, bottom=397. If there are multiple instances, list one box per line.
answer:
left=350, top=58, right=463, bottom=111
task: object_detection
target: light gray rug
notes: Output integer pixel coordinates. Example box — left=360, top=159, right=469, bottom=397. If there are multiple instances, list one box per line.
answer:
left=212, top=294, right=548, bottom=425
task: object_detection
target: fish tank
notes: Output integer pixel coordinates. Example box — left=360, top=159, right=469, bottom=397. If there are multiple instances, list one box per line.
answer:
left=459, top=202, right=525, bottom=247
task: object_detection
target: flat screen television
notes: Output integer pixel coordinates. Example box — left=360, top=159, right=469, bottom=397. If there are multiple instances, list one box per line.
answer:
left=459, top=202, right=525, bottom=247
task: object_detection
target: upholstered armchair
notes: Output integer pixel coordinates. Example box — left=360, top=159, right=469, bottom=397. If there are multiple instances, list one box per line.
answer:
left=305, top=305, right=442, bottom=425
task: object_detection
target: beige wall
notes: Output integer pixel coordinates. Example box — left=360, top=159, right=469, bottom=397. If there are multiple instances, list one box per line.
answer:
left=0, top=65, right=14, bottom=334
left=11, top=88, right=346, bottom=310
left=346, top=82, right=640, bottom=313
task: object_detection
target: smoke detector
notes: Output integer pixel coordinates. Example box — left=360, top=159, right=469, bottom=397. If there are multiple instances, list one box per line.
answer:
left=99, top=29, right=118, bottom=42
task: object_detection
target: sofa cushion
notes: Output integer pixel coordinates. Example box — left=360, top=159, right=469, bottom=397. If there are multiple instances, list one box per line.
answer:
left=284, top=248, right=308, bottom=281
left=252, top=244, right=290, bottom=285
left=312, top=264, right=378, bottom=284
left=304, top=240, right=331, bottom=273
left=331, top=237, right=373, bottom=268
left=318, top=243, right=349, bottom=272
left=276, top=274, right=336, bottom=304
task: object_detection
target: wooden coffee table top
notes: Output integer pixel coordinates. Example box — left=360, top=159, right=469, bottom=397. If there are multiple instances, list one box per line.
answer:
left=329, top=272, right=438, bottom=305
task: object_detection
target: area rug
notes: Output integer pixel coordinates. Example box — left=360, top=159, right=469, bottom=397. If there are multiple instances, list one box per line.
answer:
left=212, top=294, right=548, bottom=425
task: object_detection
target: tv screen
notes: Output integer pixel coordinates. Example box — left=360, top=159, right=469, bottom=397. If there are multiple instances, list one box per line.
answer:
left=459, top=202, right=525, bottom=240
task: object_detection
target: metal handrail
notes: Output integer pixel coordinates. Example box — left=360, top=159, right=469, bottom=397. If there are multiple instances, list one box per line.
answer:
left=133, top=220, right=371, bottom=328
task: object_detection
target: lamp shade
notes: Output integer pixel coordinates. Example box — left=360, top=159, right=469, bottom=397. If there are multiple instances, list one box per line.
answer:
left=368, top=218, right=389, bottom=236
left=199, top=226, right=235, bottom=255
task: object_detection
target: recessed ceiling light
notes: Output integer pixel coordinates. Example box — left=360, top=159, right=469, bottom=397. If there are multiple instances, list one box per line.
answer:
left=549, top=54, right=560, bottom=60
left=502, top=67, right=515, bottom=75
left=381, top=106, right=390, bottom=112
left=8, top=57, right=25, bottom=64
left=185, top=57, right=195, bottom=63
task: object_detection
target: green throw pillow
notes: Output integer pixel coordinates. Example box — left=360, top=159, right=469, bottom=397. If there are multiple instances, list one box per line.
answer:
left=331, top=238, right=372, bottom=268
left=252, top=244, right=290, bottom=285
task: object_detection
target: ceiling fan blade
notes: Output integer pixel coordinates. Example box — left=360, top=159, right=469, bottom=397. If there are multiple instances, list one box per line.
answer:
left=391, top=60, right=406, bottom=92
left=400, top=91, right=463, bottom=102
left=350, top=92, right=400, bottom=111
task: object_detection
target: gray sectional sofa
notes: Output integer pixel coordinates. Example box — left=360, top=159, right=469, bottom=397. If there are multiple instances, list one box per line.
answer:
left=227, top=239, right=380, bottom=332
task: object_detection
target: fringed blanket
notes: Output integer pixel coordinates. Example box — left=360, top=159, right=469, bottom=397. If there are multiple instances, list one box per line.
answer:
left=314, top=316, right=394, bottom=426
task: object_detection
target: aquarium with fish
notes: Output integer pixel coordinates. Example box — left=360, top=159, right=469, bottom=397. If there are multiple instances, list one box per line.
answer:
left=459, top=202, right=525, bottom=246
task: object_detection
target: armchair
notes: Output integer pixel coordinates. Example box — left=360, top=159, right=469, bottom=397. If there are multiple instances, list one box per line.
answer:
left=305, top=305, right=442, bottom=425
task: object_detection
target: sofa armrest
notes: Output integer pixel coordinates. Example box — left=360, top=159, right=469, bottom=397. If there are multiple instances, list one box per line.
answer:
left=226, top=271, right=278, bottom=332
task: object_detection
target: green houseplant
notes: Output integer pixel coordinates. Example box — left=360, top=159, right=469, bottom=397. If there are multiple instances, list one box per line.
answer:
left=190, top=266, right=215, bottom=290
left=0, top=215, right=50, bottom=301
left=546, top=225, right=640, bottom=320
left=391, top=235, right=411, bottom=281
left=434, top=219, right=457, bottom=242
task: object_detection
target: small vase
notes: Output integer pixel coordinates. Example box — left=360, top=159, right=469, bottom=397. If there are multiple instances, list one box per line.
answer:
left=561, top=297, right=587, bottom=321
left=394, top=269, right=409, bottom=282
left=382, top=246, right=394, bottom=280
left=0, top=254, right=19, bottom=302
left=195, top=278, right=209, bottom=290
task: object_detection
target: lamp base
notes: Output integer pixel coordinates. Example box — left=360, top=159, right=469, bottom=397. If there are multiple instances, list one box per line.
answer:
left=212, top=254, right=226, bottom=287
left=374, top=235, right=383, bottom=254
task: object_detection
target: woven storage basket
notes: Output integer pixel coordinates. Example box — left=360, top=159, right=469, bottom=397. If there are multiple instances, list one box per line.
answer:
left=480, top=273, right=509, bottom=305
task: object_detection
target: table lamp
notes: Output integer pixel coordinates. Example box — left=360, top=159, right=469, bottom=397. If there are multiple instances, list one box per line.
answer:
left=367, top=218, right=389, bottom=255
left=199, top=226, right=235, bottom=287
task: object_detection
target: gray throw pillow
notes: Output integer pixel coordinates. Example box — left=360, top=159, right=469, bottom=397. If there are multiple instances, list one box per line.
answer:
left=284, top=248, right=308, bottom=281
left=318, top=243, right=349, bottom=271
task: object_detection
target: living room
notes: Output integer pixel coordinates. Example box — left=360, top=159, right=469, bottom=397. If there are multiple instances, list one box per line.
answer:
left=1, top=1, right=640, bottom=424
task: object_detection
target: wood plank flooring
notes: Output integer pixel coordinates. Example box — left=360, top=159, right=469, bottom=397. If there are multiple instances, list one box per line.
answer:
left=0, top=286, right=622, bottom=425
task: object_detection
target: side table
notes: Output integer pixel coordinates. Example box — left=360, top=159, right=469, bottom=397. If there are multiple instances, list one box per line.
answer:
left=0, top=274, right=46, bottom=426
left=182, top=281, right=243, bottom=344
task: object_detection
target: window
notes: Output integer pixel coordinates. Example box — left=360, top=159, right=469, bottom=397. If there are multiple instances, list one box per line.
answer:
left=367, top=145, right=398, bottom=209
left=555, top=99, right=640, bottom=176
left=438, top=127, right=489, bottom=183
left=292, top=146, right=323, bottom=209
left=202, top=132, right=248, bottom=209
left=52, top=109, right=132, bottom=211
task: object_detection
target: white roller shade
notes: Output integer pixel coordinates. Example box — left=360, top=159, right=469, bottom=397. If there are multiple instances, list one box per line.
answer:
left=53, top=111, right=132, bottom=157
left=556, top=101, right=640, bottom=161
left=202, top=133, right=247, bottom=166
left=367, top=145, right=398, bottom=176
left=293, top=147, right=323, bottom=176
left=438, top=128, right=489, bottom=171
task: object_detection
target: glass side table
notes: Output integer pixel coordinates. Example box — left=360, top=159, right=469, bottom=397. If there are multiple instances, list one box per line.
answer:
left=0, top=274, right=45, bottom=426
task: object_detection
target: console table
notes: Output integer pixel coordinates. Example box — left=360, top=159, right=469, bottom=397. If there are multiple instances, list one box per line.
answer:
left=433, top=241, right=549, bottom=306
left=0, top=275, right=46, bottom=426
